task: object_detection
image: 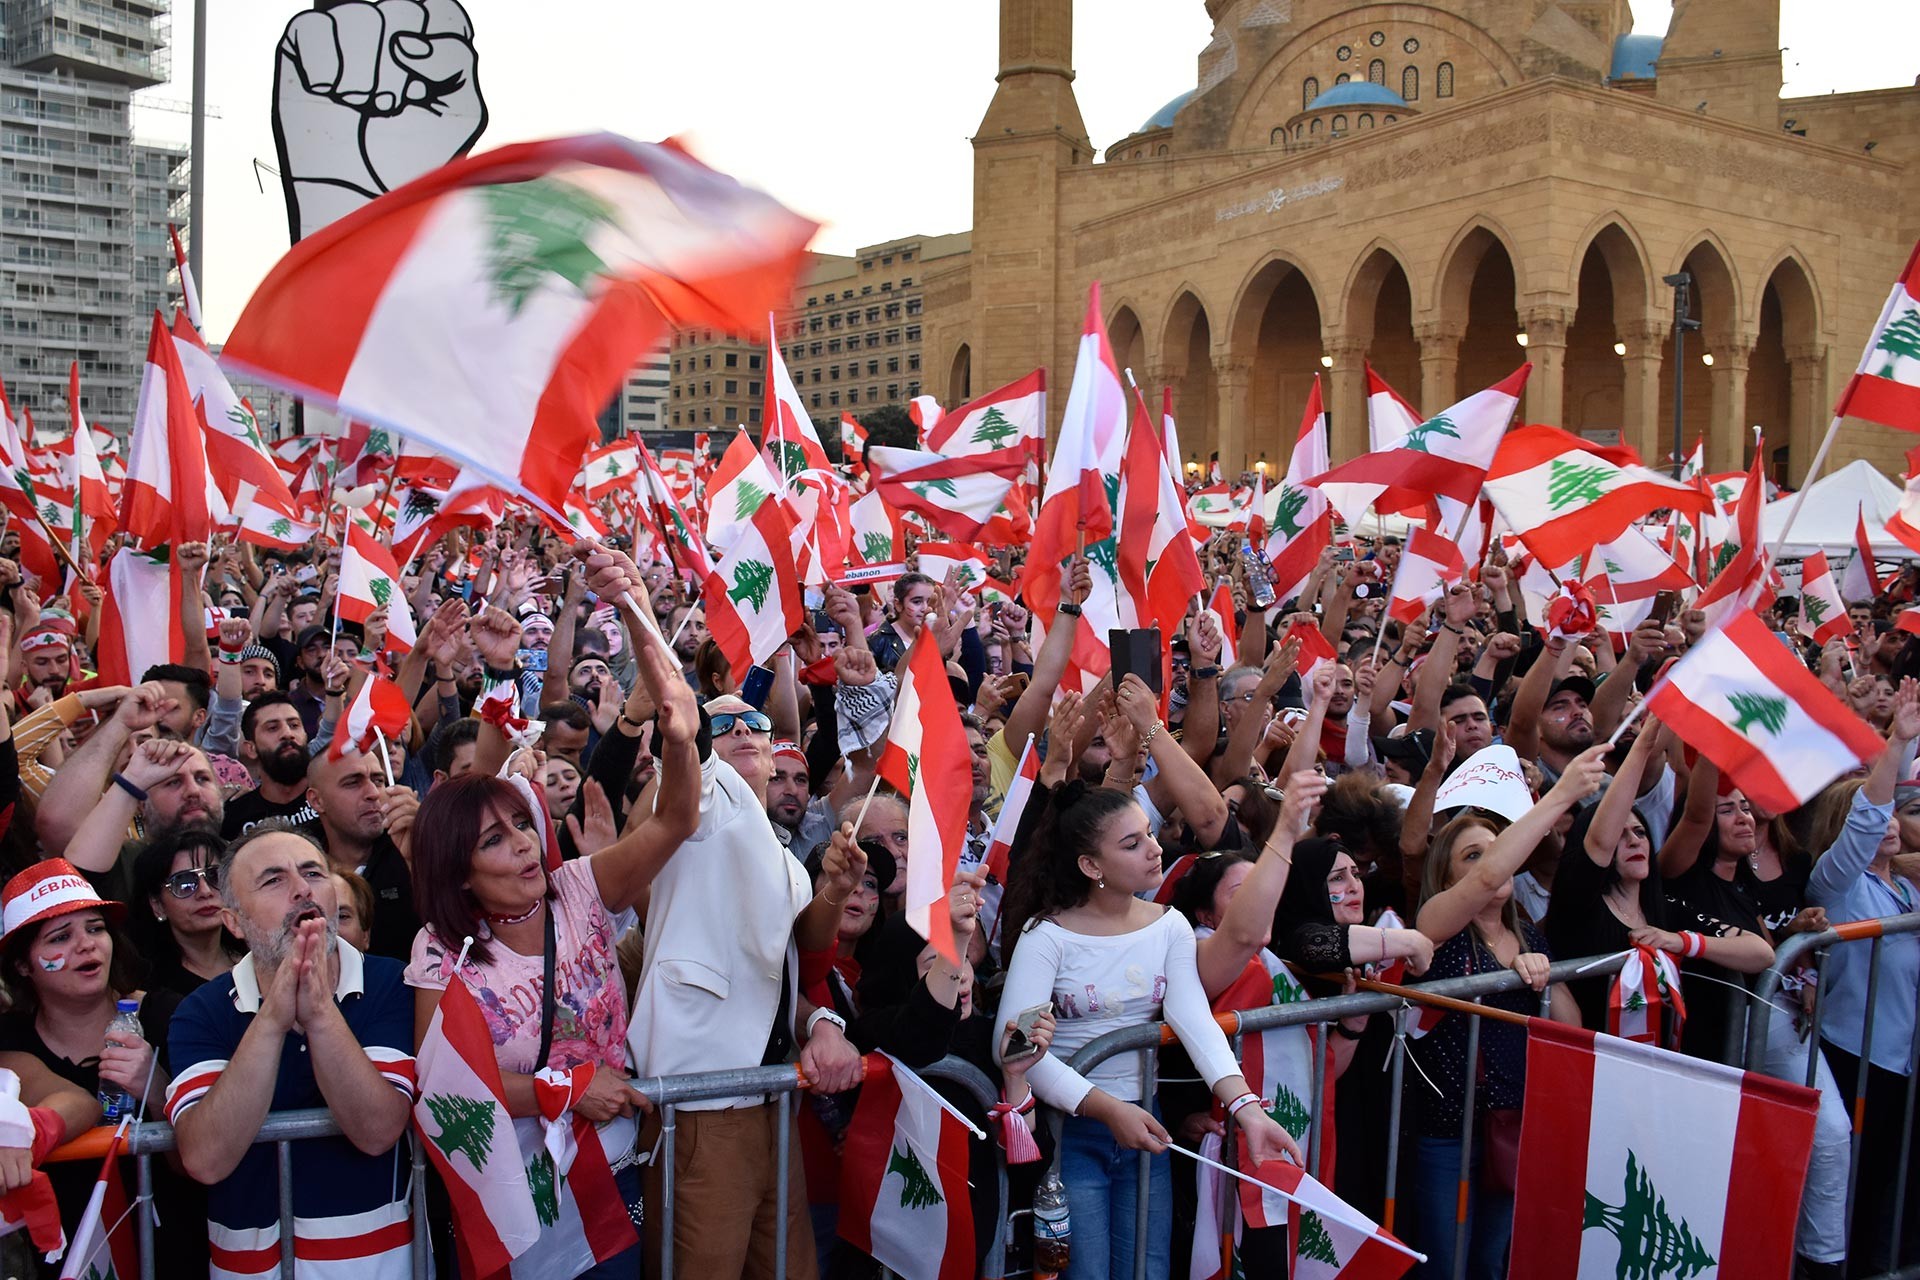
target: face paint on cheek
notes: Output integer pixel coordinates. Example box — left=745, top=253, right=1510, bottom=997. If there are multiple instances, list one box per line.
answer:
left=37, top=954, right=65, bottom=972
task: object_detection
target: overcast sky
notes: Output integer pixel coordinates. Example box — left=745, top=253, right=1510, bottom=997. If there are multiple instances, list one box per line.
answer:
left=136, top=0, right=1917, bottom=340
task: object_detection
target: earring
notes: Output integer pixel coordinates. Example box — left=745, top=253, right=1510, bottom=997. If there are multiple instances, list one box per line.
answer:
left=155, top=913, right=166, bottom=921
left=1096, top=878, right=1106, bottom=890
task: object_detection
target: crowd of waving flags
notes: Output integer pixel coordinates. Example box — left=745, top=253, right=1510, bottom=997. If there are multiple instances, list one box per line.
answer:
left=2, top=121, right=1918, bottom=1274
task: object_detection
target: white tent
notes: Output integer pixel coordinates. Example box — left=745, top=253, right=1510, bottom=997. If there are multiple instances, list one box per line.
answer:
left=1760, top=459, right=1911, bottom=560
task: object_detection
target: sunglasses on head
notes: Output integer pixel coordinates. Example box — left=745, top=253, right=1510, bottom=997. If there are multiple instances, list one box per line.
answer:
left=710, top=710, right=773, bottom=736
left=164, top=866, right=216, bottom=899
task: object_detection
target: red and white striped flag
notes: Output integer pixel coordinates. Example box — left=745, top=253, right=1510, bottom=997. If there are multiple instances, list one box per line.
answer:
left=1832, top=240, right=1920, bottom=433
left=1266, top=377, right=1334, bottom=606
left=1843, top=503, right=1883, bottom=600
left=1385, top=527, right=1465, bottom=625
left=339, top=524, right=418, bottom=652
left=96, top=547, right=183, bottom=687
left=1695, top=445, right=1774, bottom=628
left=877, top=632, right=974, bottom=966
left=925, top=370, right=1045, bottom=460
left=705, top=429, right=785, bottom=554
left=1510, top=1019, right=1817, bottom=1279
left=579, top=440, right=639, bottom=500
left=169, top=223, right=202, bottom=332
left=840, top=412, right=869, bottom=479
left=332, top=673, right=413, bottom=761
left=703, top=502, right=804, bottom=675
left=837, top=1054, right=977, bottom=1280
left=908, top=395, right=944, bottom=445
left=1645, top=609, right=1883, bottom=812
left=1797, top=551, right=1853, bottom=645
left=1206, top=582, right=1239, bottom=669
left=983, top=734, right=1038, bottom=883
left=56, top=1123, right=137, bottom=1280
left=869, top=444, right=1025, bottom=542
left=763, top=318, right=833, bottom=486
left=1118, top=384, right=1202, bottom=636
left=913, top=542, right=991, bottom=596
left=1483, top=425, right=1711, bottom=570
left=222, top=135, right=815, bottom=521
left=847, top=488, right=904, bottom=580
left=121, top=312, right=216, bottom=550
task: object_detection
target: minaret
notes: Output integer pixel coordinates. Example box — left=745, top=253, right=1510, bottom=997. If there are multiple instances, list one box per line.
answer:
left=1653, top=0, right=1782, bottom=129
left=970, top=0, right=1093, bottom=403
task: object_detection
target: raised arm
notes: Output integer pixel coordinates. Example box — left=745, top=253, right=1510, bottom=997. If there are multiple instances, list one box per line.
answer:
left=1505, top=635, right=1575, bottom=765
left=1408, top=586, right=1476, bottom=735
left=35, top=682, right=176, bottom=859
left=1583, top=722, right=1665, bottom=867
left=1211, top=638, right=1299, bottom=787
left=1655, top=750, right=1719, bottom=880
left=1590, top=620, right=1668, bottom=739
left=1182, top=609, right=1224, bottom=768
left=1198, top=773, right=1325, bottom=997
left=1416, top=744, right=1608, bottom=943
left=177, top=542, right=214, bottom=674
left=1279, top=661, right=1337, bottom=782
left=1003, top=557, right=1090, bottom=752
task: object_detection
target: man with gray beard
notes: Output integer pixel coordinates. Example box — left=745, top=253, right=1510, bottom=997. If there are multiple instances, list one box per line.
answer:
left=166, top=823, right=417, bottom=1278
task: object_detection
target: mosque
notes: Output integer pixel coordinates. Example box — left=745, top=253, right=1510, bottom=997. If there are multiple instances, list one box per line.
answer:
left=919, top=0, right=1920, bottom=483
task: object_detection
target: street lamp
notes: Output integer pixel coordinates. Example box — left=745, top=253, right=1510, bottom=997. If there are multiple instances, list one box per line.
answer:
left=1662, top=271, right=1702, bottom=478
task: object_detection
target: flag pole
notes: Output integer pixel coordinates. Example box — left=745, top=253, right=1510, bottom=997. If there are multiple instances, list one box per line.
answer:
left=1768, top=413, right=1843, bottom=562
left=373, top=727, right=396, bottom=786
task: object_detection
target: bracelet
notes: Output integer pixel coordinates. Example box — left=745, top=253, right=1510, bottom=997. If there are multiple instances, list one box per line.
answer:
left=1056, top=602, right=1083, bottom=618
left=482, top=662, right=520, bottom=684
left=1191, top=665, right=1219, bottom=681
left=1678, top=930, right=1707, bottom=958
left=618, top=709, right=647, bottom=730
left=109, top=772, right=148, bottom=803
left=325, top=684, right=347, bottom=697
left=806, top=1007, right=848, bottom=1039
left=1335, top=1021, right=1368, bottom=1041
left=1141, top=722, right=1161, bottom=750
left=216, top=647, right=245, bottom=664
left=1226, top=1092, right=1264, bottom=1121
left=1442, top=623, right=1466, bottom=636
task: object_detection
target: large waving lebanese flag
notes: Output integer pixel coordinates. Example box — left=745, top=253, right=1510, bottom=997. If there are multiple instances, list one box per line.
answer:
left=925, top=369, right=1046, bottom=460
left=221, top=135, right=816, bottom=521
left=339, top=524, right=418, bottom=652
left=122, top=312, right=217, bottom=550
left=876, top=632, right=973, bottom=967
left=1833, top=239, right=1920, bottom=433
left=868, top=444, right=1026, bottom=542
left=703, top=501, right=804, bottom=675
left=1484, top=425, right=1711, bottom=569
left=705, top=428, right=785, bottom=554
left=1510, top=1019, right=1817, bottom=1280
left=170, top=312, right=294, bottom=517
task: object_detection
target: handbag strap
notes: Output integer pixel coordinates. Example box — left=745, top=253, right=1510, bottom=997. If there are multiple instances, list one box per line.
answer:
left=536, top=903, right=557, bottom=1072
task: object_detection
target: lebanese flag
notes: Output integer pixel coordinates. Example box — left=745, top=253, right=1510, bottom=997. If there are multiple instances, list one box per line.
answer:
left=838, top=1054, right=976, bottom=1280
left=1266, top=377, right=1334, bottom=605
left=705, top=428, right=785, bottom=553
left=1310, top=366, right=1530, bottom=534
left=1695, top=446, right=1773, bottom=628
left=1832, top=240, right=1920, bottom=433
left=1386, top=527, right=1466, bottom=625
left=763, top=318, right=833, bottom=485
left=876, top=632, right=974, bottom=966
left=1285, top=617, right=1339, bottom=684
left=171, top=313, right=292, bottom=517
left=96, top=546, right=184, bottom=688
left=1888, top=453, right=1920, bottom=555
left=221, top=135, right=815, bottom=522
left=983, top=734, right=1038, bottom=884
left=1118, top=384, right=1201, bottom=632
left=391, top=470, right=508, bottom=567
left=1580, top=527, right=1695, bottom=602
left=1607, top=944, right=1686, bottom=1049
left=1246, top=470, right=1269, bottom=544
left=1510, top=1019, right=1818, bottom=1280
left=1195, top=1146, right=1413, bottom=1280
left=633, top=439, right=711, bottom=580
left=1645, top=609, right=1883, bottom=812
left=62, top=363, right=114, bottom=559
left=1189, top=483, right=1241, bottom=526
left=238, top=490, right=319, bottom=553
left=1844, top=504, right=1883, bottom=600
left=869, top=444, right=1025, bottom=542
left=56, top=1124, right=137, bottom=1280
left=331, top=672, right=413, bottom=761
left=580, top=440, right=639, bottom=500
left=848, top=488, right=904, bottom=571
left=1797, top=551, right=1853, bottom=644
left=1205, top=582, right=1240, bottom=668
left=414, top=980, right=545, bottom=1279
left=1027, top=284, right=1126, bottom=624
left=339, top=524, right=418, bottom=652
left=169, top=223, right=202, bottom=332
left=926, top=369, right=1045, bottom=460
left=1484, top=426, right=1712, bottom=570
left=121, top=312, right=216, bottom=550
left=914, top=542, right=991, bottom=596
left=703, top=501, right=804, bottom=675
left=1142, top=398, right=1206, bottom=629
left=1366, top=364, right=1422, bottom=453
left=908, top=395, right=944, bottom=445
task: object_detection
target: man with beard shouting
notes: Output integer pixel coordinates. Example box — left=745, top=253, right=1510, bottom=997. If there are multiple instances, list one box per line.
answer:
left=167, top=823, right=416, bottom=1279
left=224, top=692, right=319, bottom=837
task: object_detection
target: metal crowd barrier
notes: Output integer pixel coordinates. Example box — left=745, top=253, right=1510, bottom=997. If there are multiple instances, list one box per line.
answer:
left=1064, top=953, right=1630, bottom=1280
left=1744, top=911, right=1920, bottom=1280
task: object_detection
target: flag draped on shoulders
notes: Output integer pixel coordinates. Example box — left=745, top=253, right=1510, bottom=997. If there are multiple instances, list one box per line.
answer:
left=221, top=134, right=816, bottom=521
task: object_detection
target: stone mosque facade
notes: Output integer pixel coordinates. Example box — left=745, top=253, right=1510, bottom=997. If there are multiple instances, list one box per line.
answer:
left=920, top=0, right=1920, bottom=484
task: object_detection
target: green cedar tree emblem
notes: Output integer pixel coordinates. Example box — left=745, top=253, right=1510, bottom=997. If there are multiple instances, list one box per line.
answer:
left=730, top=558, right=774, bottom=612
left=85, top=1264, right=113, bottom=1280
left=603, top=456, right=625, bottom=478
left=1714, top=484, right=1736, bottom=506
left=861, top=531, right=894, bottom=563
left=771, top=439, right=809, bottom=477
left=911, top=477, right=960, bottom=500
left=734, top=478, right=770, bottom=522
left=1271, top=971, right=1308, bottom=1005
left=423, top=1092, right=494, bottom=1171
left=1266, top=1084, right=1311, bottom=1140
left=1804, top=594, right=1829, bottom=626
left=226, top=401, right=262, bottom=446
left=1273, top=485, right=1310, bottom=539
left=404, top=489, right=442, bottom=522
left=526, top=1150, right=560, bottom=1227
left=907, top=752, right=921, bottom=794
left=1728, top=691, right=1788, bottom=736
left=1710, top=541, right=1738, bottom=577
left=41, top=501, right=60, bottom=526
left=1087, top=536, right=1120, bottom=585
left=1402, top=414, right=1460, bottom=453
left=480, top=177, right=620, bottom=317
left=369, top=577, right=392, bottom=609
left=971, top=406, right=1018, bottom=448
left=364, top=427, right=392, bottom=457
left=1548, top=460, right=1616, bottom=510
left=1582, top=1151, right=1716, bottom=1280
left=888, top=1143, right=943, bottom=1210
left=269, top=517, right=292, bottom=539
left=1297, top=1210, right=1339, bottom=1265
left=1677, top=521, right=1693, bottom=542
left=1605, top=559, right=1625, bottom=577
left=1876, top=308, right=1920, bottom=376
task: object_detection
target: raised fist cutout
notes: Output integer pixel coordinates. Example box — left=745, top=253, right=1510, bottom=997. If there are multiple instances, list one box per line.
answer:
left=272, top=0, right=489, bottom=241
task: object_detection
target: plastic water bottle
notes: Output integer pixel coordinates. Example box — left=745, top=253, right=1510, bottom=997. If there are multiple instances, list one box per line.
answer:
left=97, top=1000, right=142, bottom=1122
left=1032, top=1170, right=1071, bottom=1277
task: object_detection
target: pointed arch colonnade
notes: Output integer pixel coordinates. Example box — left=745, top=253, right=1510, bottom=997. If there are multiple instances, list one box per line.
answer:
left=1077, top=213, right=1827, bottom=485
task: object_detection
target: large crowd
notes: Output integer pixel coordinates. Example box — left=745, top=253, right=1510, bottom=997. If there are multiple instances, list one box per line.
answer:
left=0, top=512, right=1915, bottom=1280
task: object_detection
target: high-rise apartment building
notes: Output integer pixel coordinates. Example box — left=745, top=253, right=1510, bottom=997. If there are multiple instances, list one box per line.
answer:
left=666, top=233, right=971, bottom=437
left=0, top=0, right=188, bottom=434
left=619, top=346, right=671, bottom=436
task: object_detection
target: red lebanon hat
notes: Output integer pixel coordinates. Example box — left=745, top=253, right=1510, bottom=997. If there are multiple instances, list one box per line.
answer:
left=0, top=859, right=126, bottom=940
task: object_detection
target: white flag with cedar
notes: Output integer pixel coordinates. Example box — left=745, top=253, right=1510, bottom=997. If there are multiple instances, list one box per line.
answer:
left=339, top=524, right=418, bottom=653
left=702, top=502, right=804, bottom=675
left=704, top=429, right=784, bottom=554
left=1798, top=551, right=1852, bottom=645
left=837, top=1054, right=978, bottom=1280
left=876, top=632, right=974, bottom=966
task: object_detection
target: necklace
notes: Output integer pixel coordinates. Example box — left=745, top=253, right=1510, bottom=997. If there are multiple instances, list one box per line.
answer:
left=484, top=899, right=542, bottom=927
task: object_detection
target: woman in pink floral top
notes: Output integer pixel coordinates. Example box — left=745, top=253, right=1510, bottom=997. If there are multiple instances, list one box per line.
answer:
left=405, top=625, right=700, bottom=1277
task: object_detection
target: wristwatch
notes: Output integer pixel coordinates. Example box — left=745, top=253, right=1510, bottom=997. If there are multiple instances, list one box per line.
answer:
left=1191, top=665, right=1220, bottom=681
left=806, top=1007, right=849, bottom=1039
left=1056, top=602, right=1083, bottom=618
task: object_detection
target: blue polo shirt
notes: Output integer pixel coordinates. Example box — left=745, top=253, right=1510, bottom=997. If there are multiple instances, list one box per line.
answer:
left=167, top=943, right=418, bottom=1279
